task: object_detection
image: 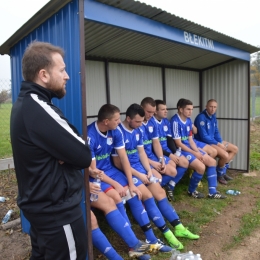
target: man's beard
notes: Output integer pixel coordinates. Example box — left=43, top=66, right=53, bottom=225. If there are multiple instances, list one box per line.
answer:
left=54, top=88, right=66, bottom=99
left=47, top=80, right=66, bottom=99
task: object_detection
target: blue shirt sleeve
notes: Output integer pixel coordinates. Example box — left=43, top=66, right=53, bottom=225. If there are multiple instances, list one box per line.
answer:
left=195, top=114, right=218, bottom=145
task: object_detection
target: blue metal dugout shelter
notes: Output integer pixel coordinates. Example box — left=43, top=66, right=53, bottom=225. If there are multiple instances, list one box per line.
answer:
left=0, top=0, right=259, bottom=259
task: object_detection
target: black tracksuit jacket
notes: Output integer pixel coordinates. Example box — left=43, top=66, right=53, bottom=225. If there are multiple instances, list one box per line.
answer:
left=10, top=81, right=92, bottom=228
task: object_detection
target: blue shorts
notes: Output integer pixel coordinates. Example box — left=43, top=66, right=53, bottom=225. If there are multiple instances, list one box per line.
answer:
left=194, top=139, right=207, bottom=149
left=181, top=149, right=206, bottom=164
left=90, top=166, right=143, bottom=192
left=131, top=162, right=151, bottom=187
left=148, top=154, right=170, bottom=164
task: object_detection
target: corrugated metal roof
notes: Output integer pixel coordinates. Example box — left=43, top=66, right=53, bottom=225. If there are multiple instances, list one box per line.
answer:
left=97, top=0, right=259, bottom=54
left=85, top=21, right=233, bottom=70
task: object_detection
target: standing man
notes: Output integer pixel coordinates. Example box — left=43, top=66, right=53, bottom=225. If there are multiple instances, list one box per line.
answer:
left=10, top=42, right=92, bottom=259
left=194, top=99, right=238, bottom=185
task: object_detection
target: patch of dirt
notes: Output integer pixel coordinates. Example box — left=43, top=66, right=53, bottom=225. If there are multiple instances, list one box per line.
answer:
left=186, top=171, right=260, bottom=260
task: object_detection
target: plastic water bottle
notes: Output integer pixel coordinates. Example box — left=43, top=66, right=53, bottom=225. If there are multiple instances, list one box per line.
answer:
left=170, top=251, right=198, bottom=260
left=175, top=147, right=181, bottom=157
left=0, top=196, right=6, bottom=202
left=169, top=249, right=181, bottom=260
left=90, top=178, right=101, bottom=202
left=159, top=156, right=163, bottom=163
left=2, top=209, right=13, bottom=224
left=149, top=175, right=162, bottom=183
left=226, top=190, right=241, bottom=195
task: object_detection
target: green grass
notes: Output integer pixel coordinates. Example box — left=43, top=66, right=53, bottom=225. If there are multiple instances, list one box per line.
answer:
left=0, top=102, right=12, bottom=158
left=251, top=95, right=260, bottom=118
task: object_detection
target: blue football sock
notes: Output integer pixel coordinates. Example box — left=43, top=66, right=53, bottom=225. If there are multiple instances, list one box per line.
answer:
left=207, top=166, right=217, bottom=194
left=127, top=195, right=157, bottom=242
left=174, top=166, right=187, bottom=184
left=116, top=201, right=131, bottom=226
left=161, top=175, right=172, bottom=187
left=143, top=198, right=168, bottom=231
left=157, top=197, right=179, bottom=223
left=92, top=228, right=123, bottom=260
left=216, top=166, right=227, bottom=177
left=105, top=209, right=138, bottom=248
left=188, top=171, right=203, bottom=193
left=166, top=166, right=187, bottom=190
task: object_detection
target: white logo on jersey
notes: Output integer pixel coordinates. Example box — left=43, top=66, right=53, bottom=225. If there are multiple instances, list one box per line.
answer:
left=200, top=121, right=205, bottom=126
left=132, top=177, right=138, bottom=184
left=124, top=222, right=129, bottom=227
left=107, top=137, right=113, bottom=145
left=125, top=139, right=129, bottom=143
left=87, top=137, right=91, bottom=145
left=163, top=125, right=168, bottom=131
left=97, top=144, right=101, bottom=149
left=186, top=155, right=192, bottom=161
left=136, top=134, right=139, bottom=141
left=187, top=126, right=190, bottom=132
left=104, top=247, right=112, bottom=254
left=148, top=126, right=153, bottom=133
left=207, top=123, right=210, bottom=129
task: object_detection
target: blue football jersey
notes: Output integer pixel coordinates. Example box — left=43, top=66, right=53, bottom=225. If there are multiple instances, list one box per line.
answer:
left=170, top=113, right=193, bottom=147
left=139, top=118, right=159, bottom=159
left=87, top=121, right=124, bottom=171
left=117, top=123, right=143, bottom=164
left=152, top=116, right=172, bottom=153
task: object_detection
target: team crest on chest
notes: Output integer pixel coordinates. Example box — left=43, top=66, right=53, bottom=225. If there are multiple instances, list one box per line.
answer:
left=136, top=134, right=140, bottom=141
left=87, top=136, right=91, bottom=145
left=187, top=126, right=190, bottom=132
left=163, top=125, right=168, bottom=131
left=148, top=126, right=153, bottom=133
left=107, top=137, right=113, bottom=145
left=207, top=123, right=210, bottom=129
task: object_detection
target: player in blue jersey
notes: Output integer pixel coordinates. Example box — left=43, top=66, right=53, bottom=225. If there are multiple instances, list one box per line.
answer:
left=89, top=180, right=151, bottom=260
left=139, top=97, right=178, bottom=198
left=87, top=104, right=175, bottom=253
left=113, top=103, right=199, bottom=245
left=153, top=99, right=189, bottom=198
left=170, top=99, right=226, bottom=199
left=194, top=99, right=238, bottom=185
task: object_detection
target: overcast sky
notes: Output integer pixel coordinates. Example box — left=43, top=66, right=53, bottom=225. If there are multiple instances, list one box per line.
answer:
left=0, top=0, right=259, bottom=81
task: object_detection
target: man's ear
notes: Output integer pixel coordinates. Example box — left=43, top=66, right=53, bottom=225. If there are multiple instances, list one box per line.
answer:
left=103, top=119, right=109, bottom=125
left=38, top=69, right=49, bottom=84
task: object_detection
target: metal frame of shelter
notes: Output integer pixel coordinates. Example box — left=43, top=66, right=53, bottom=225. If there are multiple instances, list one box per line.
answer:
left=0, top=0, right=259, bottom=259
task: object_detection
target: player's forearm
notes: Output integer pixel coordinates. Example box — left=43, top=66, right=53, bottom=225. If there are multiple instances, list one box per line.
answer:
left=152, top=139, right=164, bottom=158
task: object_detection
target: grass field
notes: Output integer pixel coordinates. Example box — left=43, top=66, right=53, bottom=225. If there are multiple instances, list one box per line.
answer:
left=0, top=102, right=12, bottom=158
left=251, top=95, right=260, bottom=118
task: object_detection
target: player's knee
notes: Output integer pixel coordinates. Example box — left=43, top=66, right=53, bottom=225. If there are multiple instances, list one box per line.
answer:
left=193, top=161, right=205, bottom=174
left=167, top=165, right=177, bottom=176
left=211, top=148, right=218, bottom=158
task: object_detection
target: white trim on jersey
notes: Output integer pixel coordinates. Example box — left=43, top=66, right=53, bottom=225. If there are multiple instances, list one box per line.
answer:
left=172, top=121, right=181, bottom=140
left=31, top=94, right=85, bottom=145
left=63, top=224, right=77, bottom=260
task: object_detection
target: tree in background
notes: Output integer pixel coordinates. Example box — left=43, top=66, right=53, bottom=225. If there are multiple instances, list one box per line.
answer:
left=0, top=89, right=9, bottom=108
left=251, top=49, right=260, bottom=86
